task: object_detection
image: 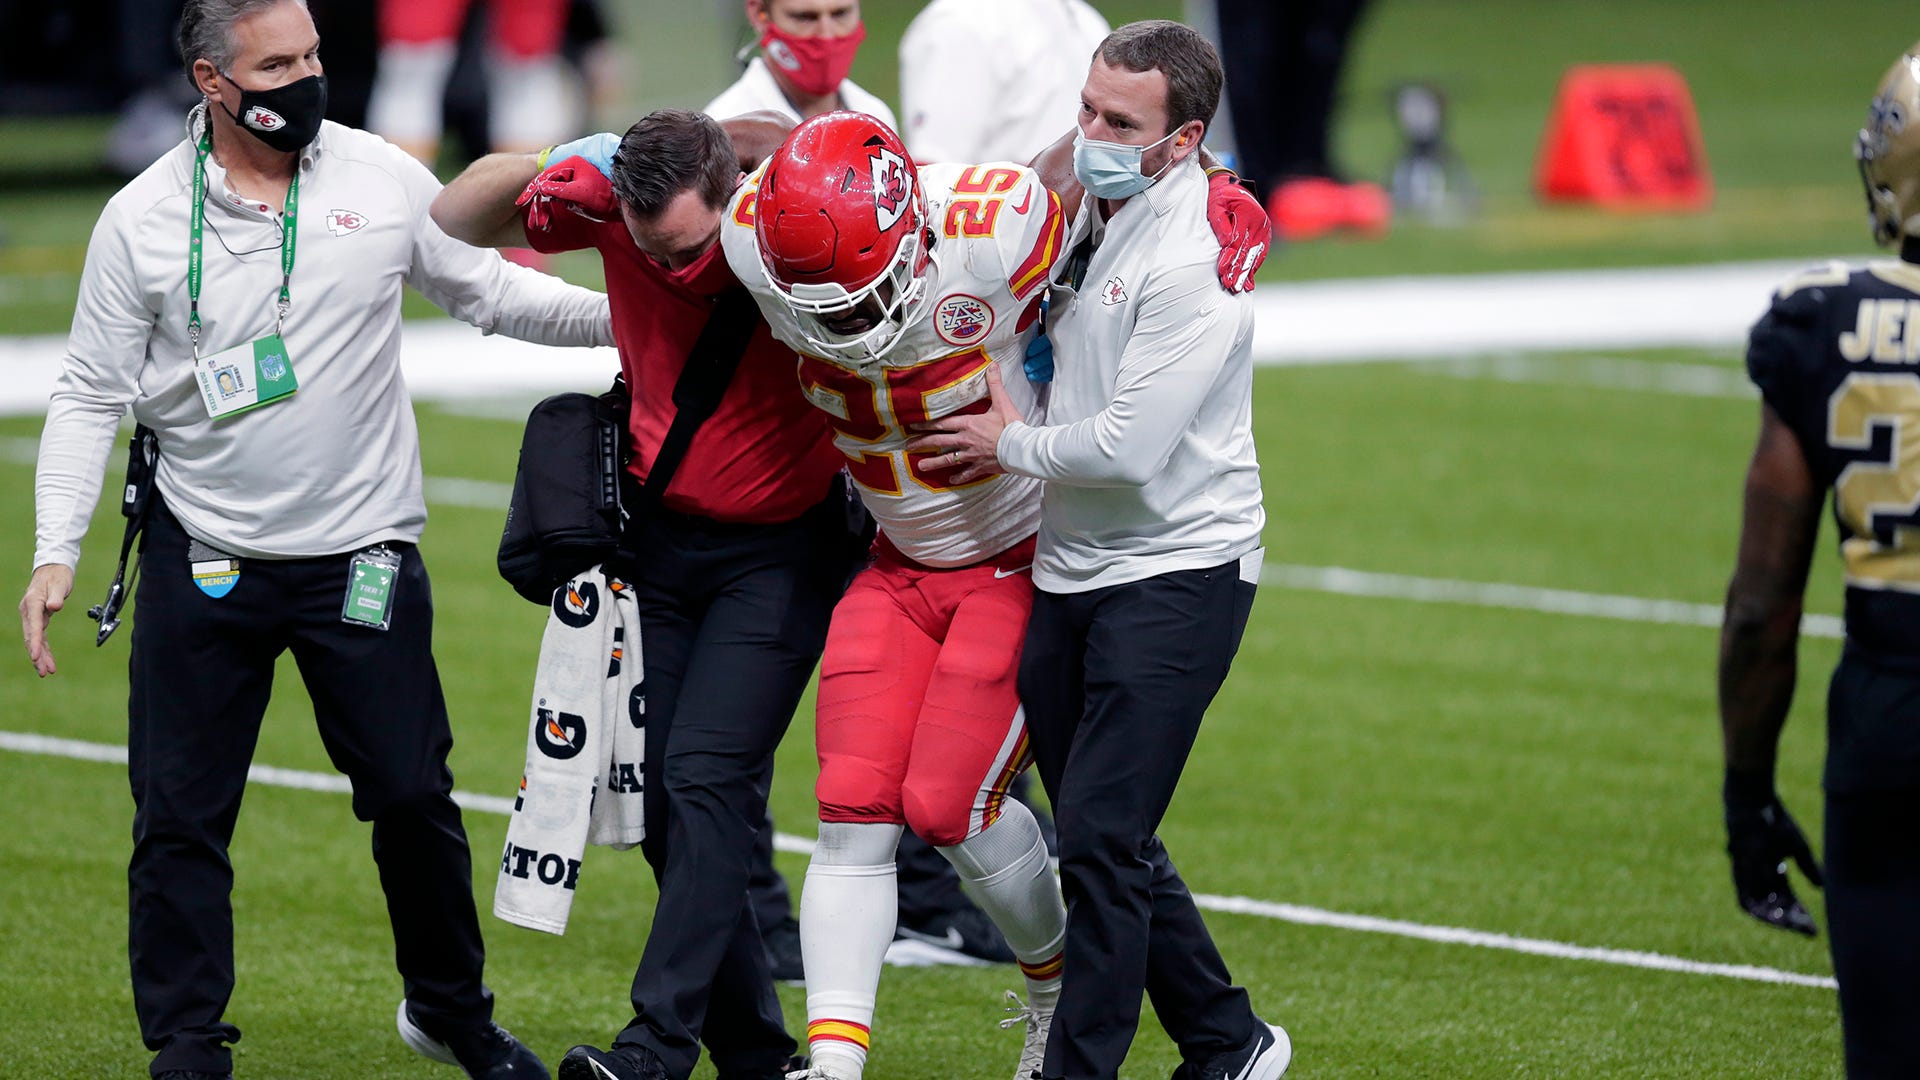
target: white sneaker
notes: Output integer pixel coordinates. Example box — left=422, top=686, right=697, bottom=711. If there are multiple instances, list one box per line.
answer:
left=999, top=990, right=1054, bottom=1080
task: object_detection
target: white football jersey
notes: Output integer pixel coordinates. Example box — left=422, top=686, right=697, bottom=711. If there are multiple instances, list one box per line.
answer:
left=722, top=159, right=1068, bottom=567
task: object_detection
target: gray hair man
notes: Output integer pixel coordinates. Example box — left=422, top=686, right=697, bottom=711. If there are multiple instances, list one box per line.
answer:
left=18, top=1, right=613, bottom=1076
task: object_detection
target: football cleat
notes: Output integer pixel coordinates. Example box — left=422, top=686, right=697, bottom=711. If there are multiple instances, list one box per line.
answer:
left=754, top=111, right=933, bottom=364
left=998, top=989, right=1054, bottom=1080
left=1856, top=41, right=1920, bottom=246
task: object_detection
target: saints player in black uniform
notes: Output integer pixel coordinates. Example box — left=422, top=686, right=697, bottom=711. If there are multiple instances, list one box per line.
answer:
left=1720, top=41, right=1920, bottom=1079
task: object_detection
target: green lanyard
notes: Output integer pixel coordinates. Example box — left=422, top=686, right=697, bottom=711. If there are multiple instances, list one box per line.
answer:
left=188, top=132, right=299, bottom=356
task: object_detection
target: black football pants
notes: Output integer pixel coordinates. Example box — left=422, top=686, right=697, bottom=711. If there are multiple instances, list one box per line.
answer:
left=1214, top=0, right=1373, bottom=194
left=1020, top=560, right=1260, bottom=1080
left=129, top=500, right=490, bottom=1077
left=1823, top=654, right=1920, bottom=1079
left=611, top=491, right=855, bottom=1080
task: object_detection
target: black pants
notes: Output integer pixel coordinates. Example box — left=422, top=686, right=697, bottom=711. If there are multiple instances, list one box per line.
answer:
left=1215, top=0, right=1373, bottom=194
left=1823, top=654, right=1920, bottom=1079
left=128, top=501, right=489, bottom=1077
left=1020, top=560, right=1259, bottom=1080
left=610, top=490, right=856, bottom=1080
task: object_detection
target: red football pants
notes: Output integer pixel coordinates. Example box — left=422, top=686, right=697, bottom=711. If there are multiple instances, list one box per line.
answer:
left=813, top=535, right=1036, bottom=847
left=378, top=0, right=569, bottom=59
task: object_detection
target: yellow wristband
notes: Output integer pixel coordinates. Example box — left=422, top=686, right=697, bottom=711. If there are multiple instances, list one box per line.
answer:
left=535, top=146, right=554, bottom=170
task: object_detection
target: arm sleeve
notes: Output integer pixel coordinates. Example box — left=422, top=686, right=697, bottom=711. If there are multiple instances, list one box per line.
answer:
left=33, top=203, right=156, bottom=570
left=998, top=261, right=1245, bottom=487
left=1745, top=283, right=1824, bottom=419
left=396, top=153, right=614, bottom=347
left=899, top=10, right=996, bottom=163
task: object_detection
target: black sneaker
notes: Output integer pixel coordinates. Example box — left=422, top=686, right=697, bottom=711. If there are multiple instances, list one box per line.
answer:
left=717, top=1052, right=809, bottom=1080
left=396, top=999, right=550, bottom=1079
left=895, top=905, right=1017, bottom=963
left=556, top=1043, right=669, bottom=1080
left=1187, top=1021, right=1291, bottom=1080
left=762, top=914, right=805, bottom=983
left=155, top=1072, right=233, bottom=1080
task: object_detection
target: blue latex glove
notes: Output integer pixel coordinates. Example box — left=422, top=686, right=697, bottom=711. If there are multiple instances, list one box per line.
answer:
left=1024, top=298, right=1054, bottom=383
left=545, top=132, right=621, bottom=180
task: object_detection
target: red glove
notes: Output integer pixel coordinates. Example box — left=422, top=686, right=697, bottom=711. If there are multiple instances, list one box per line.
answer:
left=1206, top=170, right=1272, bottom=293
left=515, top=157, right=617, bottom=232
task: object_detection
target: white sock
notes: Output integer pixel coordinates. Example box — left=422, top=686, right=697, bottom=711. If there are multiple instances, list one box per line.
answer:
left=486, top=52, right=580, bottom=151
left=938, top=800, right=1066, bottom=1002
left=802, top=822, right=904, bottom=1078
left=366, top=41, right=457, bottom=150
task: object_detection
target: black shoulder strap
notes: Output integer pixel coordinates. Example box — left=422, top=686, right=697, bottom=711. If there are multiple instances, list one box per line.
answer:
left=633, top=286, right=761, bottom=507
left=87, top=424, right=158, bottom=646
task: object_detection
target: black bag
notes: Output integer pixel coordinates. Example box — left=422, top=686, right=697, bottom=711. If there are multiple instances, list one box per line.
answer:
left=497, top=378, right=629, bottom=603
left=497, top=288, right=761, bottom=603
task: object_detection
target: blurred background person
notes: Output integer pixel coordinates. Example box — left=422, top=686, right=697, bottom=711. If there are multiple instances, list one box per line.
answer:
left=366, top=0, right=581, bottom=164
left=1209, top=0, right=1389, bottom=241
left=708, top=0, right=893, bottom=129
left=897, top=0, right=1108, bottom=165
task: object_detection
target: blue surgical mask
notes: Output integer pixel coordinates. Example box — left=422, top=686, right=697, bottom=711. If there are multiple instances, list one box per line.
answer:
left=1072, top=127, right=1181, bottom=199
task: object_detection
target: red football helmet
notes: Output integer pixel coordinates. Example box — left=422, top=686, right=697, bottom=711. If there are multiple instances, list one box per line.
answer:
left=755, top=111, right=931, bottom=362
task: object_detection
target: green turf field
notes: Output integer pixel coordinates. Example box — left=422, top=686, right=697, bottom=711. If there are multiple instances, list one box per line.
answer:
left=0, top=344, right=1847, bottom=1076
left=0, top=0, right=1887, bottom=1073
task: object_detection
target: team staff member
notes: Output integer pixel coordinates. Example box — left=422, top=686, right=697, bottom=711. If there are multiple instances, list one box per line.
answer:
left=697, top=1, right=896, bottom=975
left=16, top=1, right=611, bottom=1077
left=430, top=111, right=856, bottom=1080
left=899, top=0, right=1108, bottom=165
left=917, top=21, right=1292, bottom=1080
left=707, top=0, right=894, bottom=131
left=1718, top=42, right=1920, bottom=1079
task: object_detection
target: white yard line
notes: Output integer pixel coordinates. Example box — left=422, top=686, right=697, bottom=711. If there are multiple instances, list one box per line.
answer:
left=0, top=729, right=1836, bottom=992
left=1419, top=353, right=1756, bottom=399
left=1259, top=563, right=1845, bottom=640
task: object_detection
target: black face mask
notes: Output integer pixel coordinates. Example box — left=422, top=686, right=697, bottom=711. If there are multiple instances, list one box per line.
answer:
left=218, top=71, right=327, bottom=153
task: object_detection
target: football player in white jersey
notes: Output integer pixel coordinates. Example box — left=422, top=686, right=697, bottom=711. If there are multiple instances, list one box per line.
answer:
left=715, top=110, right=1270, bottom=1080
left=722, top=112, right=1067, bottom=1080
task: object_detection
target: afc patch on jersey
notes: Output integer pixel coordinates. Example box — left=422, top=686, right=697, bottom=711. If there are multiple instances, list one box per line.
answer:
left=933, top=293, right=995, bottom=347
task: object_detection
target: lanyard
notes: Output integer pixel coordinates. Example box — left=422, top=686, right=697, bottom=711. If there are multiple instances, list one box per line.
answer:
left=188, top=133, right=299, bottom=355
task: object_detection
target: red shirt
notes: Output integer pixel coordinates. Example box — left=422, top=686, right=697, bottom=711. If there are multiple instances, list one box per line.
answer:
left=527, top=209, right=841, bottom=523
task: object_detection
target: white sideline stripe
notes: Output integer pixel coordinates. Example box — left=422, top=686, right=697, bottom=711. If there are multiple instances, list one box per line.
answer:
left=0, top=729, right=1835, bottom=992
left=0, top=257, right=1848, bottom=416
left=423, top=476, right=515, bottom=510
left=1262, top=563, right=1847, bottom=640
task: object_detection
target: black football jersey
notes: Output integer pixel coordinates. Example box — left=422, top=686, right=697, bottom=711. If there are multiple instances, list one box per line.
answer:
left=1747, top=258, right=1920, bottom=661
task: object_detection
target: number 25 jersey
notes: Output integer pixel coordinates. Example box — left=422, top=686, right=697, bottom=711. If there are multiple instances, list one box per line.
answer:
left=721, top=160, right=1068, bottom=568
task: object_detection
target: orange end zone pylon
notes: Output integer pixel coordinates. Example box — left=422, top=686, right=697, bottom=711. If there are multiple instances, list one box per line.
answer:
left=1534, top=63, right=1713, bottom=212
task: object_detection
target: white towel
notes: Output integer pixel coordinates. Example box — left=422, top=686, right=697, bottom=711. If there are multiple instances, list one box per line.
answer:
left=494, top=567, right=646, bottom=935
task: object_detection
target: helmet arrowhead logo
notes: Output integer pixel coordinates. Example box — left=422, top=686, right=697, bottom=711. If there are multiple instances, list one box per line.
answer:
left=870, top=148, right=912, bottom=231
